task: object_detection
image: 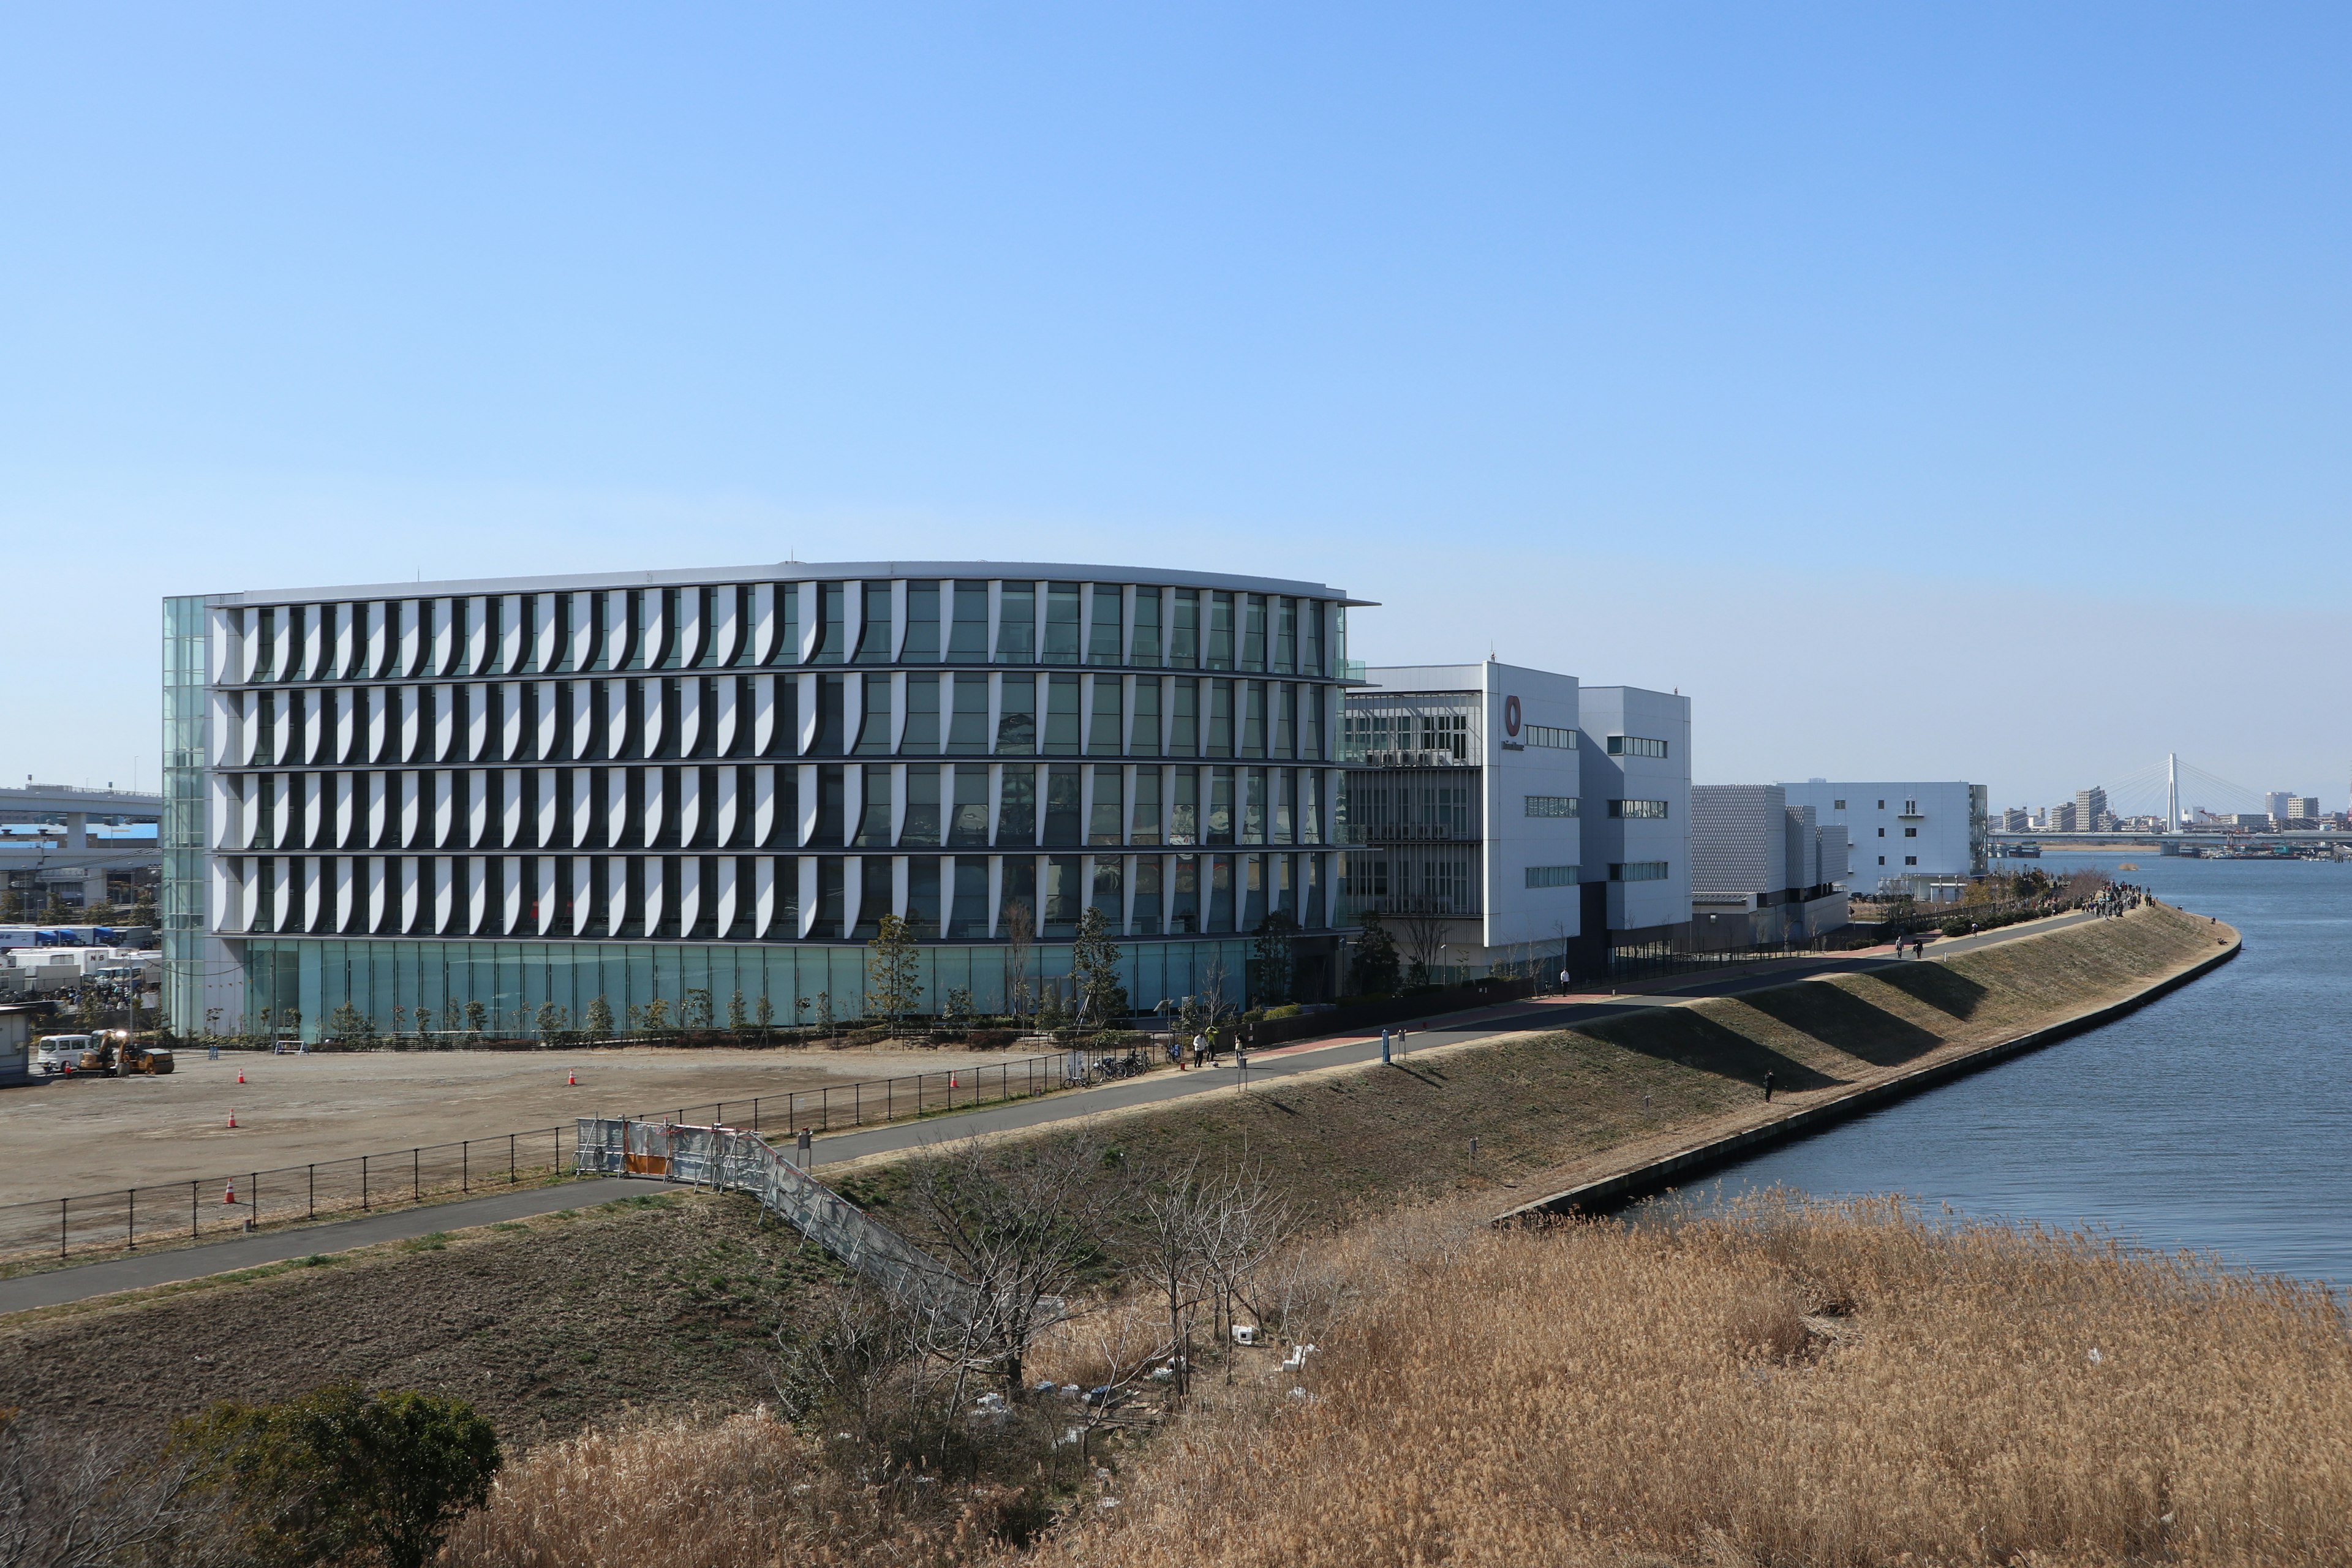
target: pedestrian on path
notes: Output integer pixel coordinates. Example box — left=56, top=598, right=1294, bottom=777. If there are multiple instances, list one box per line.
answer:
left=1192, top=1032, right=1207, bottom=1068
left=1559, top=968, right=1572, bottom=994
left=1763, top=1070, right=1775, bottom=1103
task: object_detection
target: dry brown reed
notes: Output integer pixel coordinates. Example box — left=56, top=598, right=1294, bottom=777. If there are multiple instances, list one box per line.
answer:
left=1031, top=1196, right=2352, bottom=1568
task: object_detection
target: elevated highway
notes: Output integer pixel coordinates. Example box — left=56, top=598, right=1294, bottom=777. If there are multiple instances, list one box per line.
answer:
left=0, top=785, right=164, bottom=907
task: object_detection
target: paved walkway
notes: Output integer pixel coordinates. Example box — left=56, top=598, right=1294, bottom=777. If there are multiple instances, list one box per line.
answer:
left=0, top=907, right=2111, bottom=1316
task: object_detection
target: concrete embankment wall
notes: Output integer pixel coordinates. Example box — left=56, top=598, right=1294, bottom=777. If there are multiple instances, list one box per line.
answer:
left=1497, top=907, right=2242, bottom=1223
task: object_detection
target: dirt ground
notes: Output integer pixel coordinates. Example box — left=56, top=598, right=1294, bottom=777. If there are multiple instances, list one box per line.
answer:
left=0, top=1042, right=1052, bottom=1206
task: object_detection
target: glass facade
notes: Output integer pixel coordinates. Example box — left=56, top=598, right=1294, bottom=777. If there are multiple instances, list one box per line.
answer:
left=173, top=565, right=1360, bottom=1036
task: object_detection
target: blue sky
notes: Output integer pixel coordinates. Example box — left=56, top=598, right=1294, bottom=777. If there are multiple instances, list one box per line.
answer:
left=6, top=5, right=2348, bottom=814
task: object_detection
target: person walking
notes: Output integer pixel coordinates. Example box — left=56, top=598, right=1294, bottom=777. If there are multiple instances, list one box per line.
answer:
left=1192, top=1031, right=1207, bottom=1068
left=1763, top=1070, right=1776, bottom=1103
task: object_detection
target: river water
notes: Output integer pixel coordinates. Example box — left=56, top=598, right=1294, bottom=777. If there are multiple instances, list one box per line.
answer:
left=1696, top=852, right=2352, bottom=1287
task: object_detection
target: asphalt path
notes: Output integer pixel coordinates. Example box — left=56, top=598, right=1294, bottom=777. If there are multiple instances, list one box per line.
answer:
left=0, top=908, right=2108, bottom=1316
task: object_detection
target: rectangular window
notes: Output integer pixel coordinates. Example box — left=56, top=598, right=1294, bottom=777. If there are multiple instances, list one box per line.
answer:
left=1904, top=827, right=1918, bottom=838
left=1043, top=853, right=1082, bottom=935
left=1088, top=586, right=1122, bottom=666
left=1088, top=677, right=1122, bottom=756
left=813, top=582, right=845, bottom=665
left=772, top=584, right=799, bottom=667
left=813, top=764, right=845, bottom=846
left=1303, top=687, right=1323, bottom=760
left=817, top=856, right=845, bottom=934
left=854, top=676, right=893, bottom=755
left=1272, top=767, right=1294, bottom=843
left=1208, top=853, right=1235, bottom=931
left=1169, top=590, right=1199, bottom=668
left=996, top=581, right=1035, bottom=663
left=1043, top=763, right=1082, bottom=846
left=854, top=854, right=892, bottom=938
left=1241, top=680, right=1265, bottom=757
left=1272, top=683, right=1294, bottom=758
left=1525, top=724, right=1576, bottom=750
left=1525, top=864, right=1580, bottom=888
left=947, top=582, right=989, bottom=663
left=1000, top=854, right=1037, bottom=937
left=1832, top=798, right=1846, bottom=810
left=1129, top=677, right=1161, bottom=756
left=904, top=854, right=941, bottom=938
left=1242, top=766, right=1266, bottom=843
left=948, top=855, right=989, bottom=937
left=1207, top=592, right=1234, bottom=670
left=997, top=765, right=1037, bottom=846
left=949, top=764, right=991, bottom=846
left=1169, top=678, right=1198, bottom=756
left=1131, top=767, right=1162, bottom=843
left=1525, top=796, right=1580, bottom=818
left=1275, top=597, right=1296, bottom=674
left=815, top=675, right=846, bottom=755
left=1207, top=680, right=1234, bottom=757
left=1089, top=764, right=1123, bottom=845
left=1130, top=587, right=1162, bottom=668
left=1241, top=594, right=1265, bottom=671
left=902, top=581, right=940, bottom=662
left=901, top=674, right=940, bottom=754
left=853, top=767, right=894, bottom=846
left=902, top=764, right=941, bottom=846
left=1170, top=767, right=1199, bottom=845
left=1132, top=855, right=1163, bottom=934
left=1090, top=855, right=1123, bottom=928
left=947, top=673, right=990, bottom=755
left=1042, top=582, right=1082, bottom=664
left=1302, top=770, right=1322, bottom=843
left=854, top=582, right=892, bottom=663
left=1608, top=799, right=1670, bottom=819
left=1207, top=766, right=1234, bottom=844
left=1879, top=855, right=1887, bottom=865
left=1170, top=853, right=1200, bottom=932
left=1044, top=673, right=1082, bottom=754
left=1605, top=734, right=1668, bottom=759
left=996, top=675, right=1038, bottom=755
left=1609, top=861, right=1670, bottom=881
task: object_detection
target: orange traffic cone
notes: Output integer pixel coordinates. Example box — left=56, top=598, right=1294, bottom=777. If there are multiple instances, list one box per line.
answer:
left=951, top=1072, right=959, bottom=1089
left=567, top=1070, right=576, bottom=1086
left=227, top=1109, right=237, bottom=1129
left=237, top=1069, right=246, bottom=1084
left=224, top=1180, right=236, bottom=1204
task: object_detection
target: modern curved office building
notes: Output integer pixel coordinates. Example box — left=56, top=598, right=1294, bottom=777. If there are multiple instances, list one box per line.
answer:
left=160, top=564, right=1365, bottom=1039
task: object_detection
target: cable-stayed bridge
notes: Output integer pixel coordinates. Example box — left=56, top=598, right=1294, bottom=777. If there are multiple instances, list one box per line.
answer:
left=1990, top=753, right=2351, bottom=853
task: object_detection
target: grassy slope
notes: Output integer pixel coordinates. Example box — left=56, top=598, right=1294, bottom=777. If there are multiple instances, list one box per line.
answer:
left=843, top=902, right=2227, bottom=1232
left=0, top=906, right=2225, bottom=1453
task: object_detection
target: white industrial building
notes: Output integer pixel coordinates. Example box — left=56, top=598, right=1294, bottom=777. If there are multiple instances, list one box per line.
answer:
left=1781, top=780, right=1989, bottom=898
left=1343, top=661, right=1689, bottom=978
left=1688, top=786, right=1849, bottom=948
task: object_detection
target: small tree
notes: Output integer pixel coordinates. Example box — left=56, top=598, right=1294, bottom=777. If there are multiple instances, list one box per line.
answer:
left=812, top=991, right=834, bottom=1036
left=1001, top=899, right=1036, bottom=1027
left=173, top=1382, right=502, bottom=1568
left=462, top=1000, right=487, bottom=1036
left=327, top=1000, right=372, bottom=1042
left=643, top=997, right=670, bottom=1033
left=1071, top=905, right=1125, bottom=1028
left=1250, top=910, right=1299, bottom=1006
left=1345, top=907, right=1392, bottom=992
left=681, top=988, right=713, bottom=1031
left=584, top=995, right=614, bottom=1038
left=944, top=986, right=975, bottom=1029
left=726, top=989, right=748, bottom=1031
left=533, top=1002, right=567, bottom=1039
left=866, top=912, right=923, bottom=1028
left=754, top=994, right=775, bottom=1032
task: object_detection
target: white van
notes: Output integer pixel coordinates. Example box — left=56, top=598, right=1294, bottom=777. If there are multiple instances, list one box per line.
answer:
left=34, top=1035, right=93, bottom=1074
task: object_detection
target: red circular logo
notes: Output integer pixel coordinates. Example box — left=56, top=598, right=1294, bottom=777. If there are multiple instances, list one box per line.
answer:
left=1504, top=695, right=1521, bottom=736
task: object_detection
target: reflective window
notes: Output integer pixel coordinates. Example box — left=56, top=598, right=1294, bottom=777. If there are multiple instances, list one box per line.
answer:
left=949, top=855, right=989, bottom=937
left=772, top=584, right=799, bottom=667
left=1042, top=854, right=1082, bottom=935
left=999, top=854, right=1037, bottom=935
left=1273, top=683, right=1294, bottom=758
left=948, top=582, right=989, bottom=663
left=902, top=765, right=941, bottom=845
left=1242, top=854, right=1266, bottom=932
left=1090, top=856, right=1123, bottom=928
left=1303, top=687, right=1323, bottom=760
left=853, top=676, right=892, bottom=755
left=905, top=856, right=941, bottom=937
left=947, top=673, right=990, bottom=755
left=1302, top=771, right=1322, bottom=843
left=998, top=765, right=1037, bottom=846
left=1170, top=853, right=1199, bottom=932
left=1273, top=768, right=1294, bottom=843
left=1207, top=766, right=1234, bottom=843
left=902, top=581, right=941, bottom=662
left=1242, top=682, right=1265, bottom=758
left=1208, top=853, right=1235, bottom=930
left=1170, top=589, right=1199, bottom=668
left=1042, top=582, right=1081, bottom=665
left=1242, top=595, right=1265, bottom=671
left=949, top=765, right=992, bottom=845
left=1043, top=674, right=1081, bottom=755
left=1088, top=586, right=1122, bottom=666
left=812, top=583, right=845, bottom=664
left=901, top=674, right=940, bottom=754
left=1131, top=767, right=1162, bottom=843
left=1130, top=587, right=1163, bottom=668
left=1275, top=598, right=1296, bottom=674
left=854, top=583, right=892, bottom=664
left=1043, top=763, right=1082, bottom=845
left=1088, top=677, right=1121, bottom=756
left=854, top=767, right=894, bottom=845
left=1207, top=680, right=1234, bottom=757
left=815, top=676, right=846, bottom=755
left=854, top=855, right=892, bottom=938
left=997, top=582, right=1035, bottom=662
left=813, top=765, right=845, bottom=846
left=1132, top=856, right=1163, bottom=934
left=1207, top=592, right=1234, bottom=670
left=818, top=856, right=845, bottom=933
left=1129, top=677, right=1161, bottom=756
left=1169, top=678, right=1197, bottom=756
left=1089, top=765, right=1123, bottom=845
left=1242, top=767, right=1267, bottom=844
left=1170, top=767, right=1199, bottom=845
left=996, top=676, right=1038, bottom=755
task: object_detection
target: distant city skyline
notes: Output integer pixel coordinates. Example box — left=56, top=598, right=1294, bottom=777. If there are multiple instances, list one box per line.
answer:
left=6, top=6, right=2350, bottom=809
